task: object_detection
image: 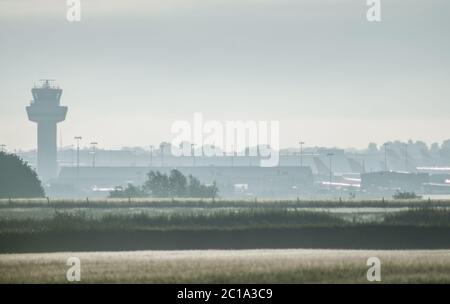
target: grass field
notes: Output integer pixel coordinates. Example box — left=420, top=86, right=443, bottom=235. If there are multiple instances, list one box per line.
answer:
left=2, top=204, right=450, bottom=232
left=2, top=207, right=450, bottom=252
left=1, top=197, right=449, bottom=209
left=1, top=249, right=450, bottom=283
left=2, top=200, right=450, bottom=283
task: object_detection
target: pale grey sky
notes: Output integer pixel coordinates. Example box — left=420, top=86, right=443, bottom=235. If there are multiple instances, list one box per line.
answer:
left=0, top=0, right=449, bottom=150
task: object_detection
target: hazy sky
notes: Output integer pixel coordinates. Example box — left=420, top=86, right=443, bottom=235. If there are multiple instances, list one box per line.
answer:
left=0, top=0, right=449, bottom=151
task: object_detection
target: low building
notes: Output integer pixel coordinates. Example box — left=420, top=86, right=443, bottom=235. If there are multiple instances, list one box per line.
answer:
left=361, top=171, right=429, bottom=193
left=57, top=165, right=314, bottom=198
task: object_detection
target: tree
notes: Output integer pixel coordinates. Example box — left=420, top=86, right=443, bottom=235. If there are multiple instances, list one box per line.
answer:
left=0, top=152, right=45, bottom=198
left=442, top=139, right=450, bottom=150
left=169, top=169, right=187, bottom=197
left=187, top=174, right=202, bottom=197
left=367, top=143, right=378, bottom=154
left=430, top=142, right=440, bottom=156
left=144, top=171, right=170, bottom=197
left=142, top=170, right=219, bottom=198
left=111, top=170, right=219, bottom=199
left=187, top=175, right=219, bottom=198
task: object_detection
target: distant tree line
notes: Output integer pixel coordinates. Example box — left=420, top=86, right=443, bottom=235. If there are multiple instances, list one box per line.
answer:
left=367, top=139, right=450, bottom=158
left=109, top=169, right=219, bottom=198
left=0, top=152, right=45, bottom=198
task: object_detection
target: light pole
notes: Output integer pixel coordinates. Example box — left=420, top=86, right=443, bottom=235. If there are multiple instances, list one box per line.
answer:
left=0, top=144, right=6, bottom=153
left=90, top=142, right=98, bottom=168
left=231, top=145, right=235, bottom=167
left=191, top=144, right=196, bottom=167
left=404, top=143, right=408, bottom=172
left=384, top=143, right=388, bottom=172
left=70, top=144, right=74, bottom=167
left=299, top=141, right=305, bottom=167
left=74, top=136, right=82, bottom=178
left=327, top=153, right=334, bottom=192
left=160, top=143, right=164, bottom=167
left=359, top=154, right=366, bottom=174
left=149, top=145, right=154, bottom=167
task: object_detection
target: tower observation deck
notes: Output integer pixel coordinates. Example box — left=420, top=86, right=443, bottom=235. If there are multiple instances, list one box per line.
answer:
left=26, top=80, right=68, bottom=181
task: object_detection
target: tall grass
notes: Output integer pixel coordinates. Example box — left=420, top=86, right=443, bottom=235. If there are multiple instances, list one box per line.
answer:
left=2, top=207, right=450, bottom=233
left=383, top=207, right=450, bottom=226
left=0, top=249, right=450, bottom=284
left=0, top=197, right=448, bottom=209
left=3, top=249, right=450, bottom=283
left=0, top=209, right=346, bottom=232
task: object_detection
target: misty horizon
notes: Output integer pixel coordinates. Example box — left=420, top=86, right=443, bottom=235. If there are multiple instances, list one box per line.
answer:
left=1, top=0, right=450, bottom=151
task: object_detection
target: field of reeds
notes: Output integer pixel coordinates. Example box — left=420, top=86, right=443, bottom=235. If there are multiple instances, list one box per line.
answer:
left=2, top=200, right=450, bottom=283
left=1, top=249, right=450, bottom=283
left=1, top=197, right=449, bottom=208
left=2, top=206, right=450, bottom=232
left=1, top=201, right=450, bottom=252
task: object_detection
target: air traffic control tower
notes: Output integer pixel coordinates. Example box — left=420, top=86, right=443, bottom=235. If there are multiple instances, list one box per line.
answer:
left=26, top=80, right=68, bottom=181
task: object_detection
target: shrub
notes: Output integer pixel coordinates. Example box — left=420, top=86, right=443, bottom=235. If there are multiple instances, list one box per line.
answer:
left=0, top=152, right=45, bottom=198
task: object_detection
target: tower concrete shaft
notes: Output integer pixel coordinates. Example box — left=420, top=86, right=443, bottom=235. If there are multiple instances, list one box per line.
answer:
left=26, top=80, right=68, bottom=181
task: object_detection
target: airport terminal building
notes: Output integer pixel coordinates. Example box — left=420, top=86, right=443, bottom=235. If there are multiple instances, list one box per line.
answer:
left=57, top=165, right=314, bottom=198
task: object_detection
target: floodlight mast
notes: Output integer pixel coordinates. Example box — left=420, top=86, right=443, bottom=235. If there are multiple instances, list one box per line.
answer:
left=299, top=141, right=305, bottom=167
left=90, top=142, right=98, bottom=167
left=74, top=136, right=82, bottom=178
left=327, top=153, right=334, bottom=192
